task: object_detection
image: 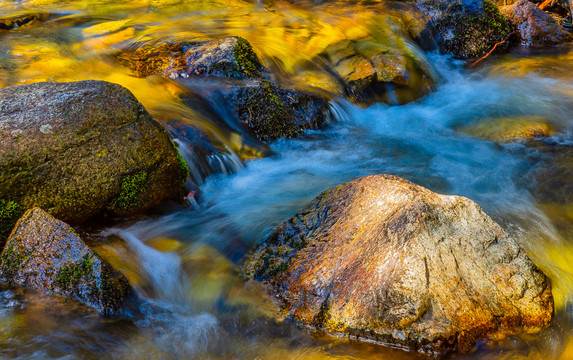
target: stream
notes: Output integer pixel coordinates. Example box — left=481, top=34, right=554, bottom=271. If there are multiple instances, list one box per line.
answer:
left=1, top=0, right=573, bottom=358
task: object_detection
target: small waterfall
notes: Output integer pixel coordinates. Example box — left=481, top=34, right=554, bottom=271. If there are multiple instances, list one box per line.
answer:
left=103, top=229, right=187, bottom=303
left=172, top=138, right=245, bottom=187
left=207, top=146, right=244, bottom=175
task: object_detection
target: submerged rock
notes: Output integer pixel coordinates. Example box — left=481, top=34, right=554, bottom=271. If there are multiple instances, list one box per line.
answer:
left=461, top=115, right=555, bottom=142
left=0, top=12, right=49, bottom=31
left=0, top=80, right=188, bottom=230
left=0, top=208, right=134, bottom=316
left=418, top=0, right=513, bottom=59
left=246, top=175, right=553, bottom=353
left=316, top=39, right=434, bottom=104
left=501, top=0, right=572, bottom=47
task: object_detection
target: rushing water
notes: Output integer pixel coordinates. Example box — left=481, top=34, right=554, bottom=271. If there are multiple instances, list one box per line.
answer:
left=2, top=0, right=573, bottom=358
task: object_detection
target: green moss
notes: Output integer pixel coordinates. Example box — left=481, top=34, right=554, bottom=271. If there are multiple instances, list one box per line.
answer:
left=0, top=244, right=27, bottom=279
left=233, top=37, right=262, bottom=77
left=109, top=171, right=149, bottom=211
left=431, top=0, right=511, bottom=59
left=55, top=253, right=94, bottom=290
left=172, top=143, right=190, bottom=181
left=0, top=199, right=23, bottom=244
left=239, top=80, right=300, bottom=141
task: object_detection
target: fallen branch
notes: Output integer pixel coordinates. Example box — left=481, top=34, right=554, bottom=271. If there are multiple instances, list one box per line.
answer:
left=470, top=31, right=516, bottom=68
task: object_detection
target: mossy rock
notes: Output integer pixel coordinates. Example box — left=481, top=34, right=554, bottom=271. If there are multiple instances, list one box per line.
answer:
left=418, top=0, right=512, bottom=59
left=223, top=80, right=329, bottom=142
left=118, top=36, right=268, bottom=80
left=0, top=80, right=187, bottom=226
left=0, top=208, right=135, bottom=316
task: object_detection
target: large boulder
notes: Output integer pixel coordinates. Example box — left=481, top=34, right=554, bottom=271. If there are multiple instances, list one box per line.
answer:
left=0, top=80, right=188, bottom=232
left=0, top=208, right=135, bottom=316
left=118, top=37, right=329, bottom=142
left=245, top=175, right=553, bottom=353
left=418, top=0, right=513, bottom=59
left=501, top=0, right=572, bottom=47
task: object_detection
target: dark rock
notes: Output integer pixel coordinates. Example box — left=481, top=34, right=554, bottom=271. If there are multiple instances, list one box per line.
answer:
left=501, top=0, right=572, bottom=46
left=418, top=0, right=513, bottom=59
left=0, top=13, right=49, bottom=31
left=0, top=80, right=188, bottom=233
left=0, top=208, right=135, bottom=316
left=245, top=174, right=554, bottom=354
left=222, top=80, right=328, bottom=142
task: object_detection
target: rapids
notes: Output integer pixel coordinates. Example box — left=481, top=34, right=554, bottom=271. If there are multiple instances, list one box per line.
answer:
left=1, top=0, right=573, bottom=358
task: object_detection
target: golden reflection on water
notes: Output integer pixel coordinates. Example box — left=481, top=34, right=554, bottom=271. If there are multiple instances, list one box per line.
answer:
left=1, top=0, right=573, bottom=358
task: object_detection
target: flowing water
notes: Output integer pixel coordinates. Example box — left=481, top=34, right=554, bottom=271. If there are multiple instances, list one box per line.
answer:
left=1, top=0, right=573, bottom=358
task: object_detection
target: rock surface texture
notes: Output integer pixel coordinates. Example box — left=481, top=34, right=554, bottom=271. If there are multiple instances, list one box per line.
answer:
left=0, top=208, right=134, bottom=316
left=0, top=80, right=187, bottom=227
left=501, top=0, right=572, bottom=47
left=418, top=0, right=512, bottom=59
left=246, top=175, right=554, bottom=353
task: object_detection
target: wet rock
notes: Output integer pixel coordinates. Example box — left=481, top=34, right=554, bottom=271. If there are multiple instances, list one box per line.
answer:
left=245, top=174, right=553, bottom=353
left=221, top=80, right=328, bottom=142
left=317, top=39, right=434, bottom=104
left=0, top=12, right=48, bottom=31
left=461, top=115, right=555, bottom=142
left=0, top=80, right=188, bottom=231
left=0, top=208, right=134, bottom=316
left=119, top=36, right=268, bottom=80
left=503, top=0, right=573, bottom=19
left=501, top=0, right=572, bottom=47
left=418, top=0, right=513, bottom=59
left=119, top=37, right=330, bottom=142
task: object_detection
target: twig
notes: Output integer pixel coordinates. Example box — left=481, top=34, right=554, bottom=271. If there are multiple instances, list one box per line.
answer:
left=470, top=31, right=516, bottom=68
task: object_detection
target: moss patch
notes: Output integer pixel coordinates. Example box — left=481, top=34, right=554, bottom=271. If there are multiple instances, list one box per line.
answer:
left=55, top=253, right=94, bottom=290
left=429, top=0, right=512, bottom=59
left=109, top=171, right=149, bottom=211
left=236, top=80, right=300, bottom=142
left=0, top=199, right=23, bottom=245
left=0, top=244, right=28, bottom=279
left=234, top=37, right=262, bottom=77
